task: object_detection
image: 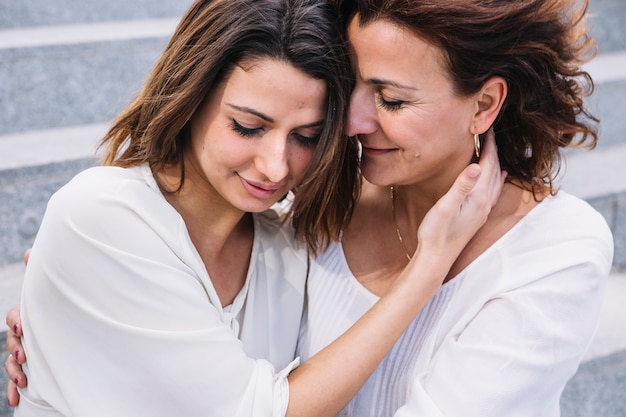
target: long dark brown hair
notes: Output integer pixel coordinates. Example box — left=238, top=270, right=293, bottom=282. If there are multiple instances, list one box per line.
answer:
left=99, top=0, right=359, bottom=253
left=339, top=0, right=598, bottom=195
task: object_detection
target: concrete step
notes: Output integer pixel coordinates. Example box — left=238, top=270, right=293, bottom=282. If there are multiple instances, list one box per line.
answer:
left=587, top=78, right=626, bottom=149
left=561, top=139, right=626, bottom=267
left=561, top=348, right=626, bottom=417
left=0, top=0, right=191, bottom=29
left=2, top=0, right=614, bottom=37
left=0, top=16, right=184, bottom=267
left=0, top=124, right=106, bottom=264
left=589, top=0, right=626, bottom=53
left=0, top=20, right=177, bottom=135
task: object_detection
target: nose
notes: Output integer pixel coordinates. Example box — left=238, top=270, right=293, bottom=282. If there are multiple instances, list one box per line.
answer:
left=256, top=133, right=290, bottom=184
left=346, top=82, right=378, bottom=137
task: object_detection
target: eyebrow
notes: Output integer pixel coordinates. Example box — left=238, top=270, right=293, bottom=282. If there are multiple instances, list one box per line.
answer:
left=367, top=78, right=418, bottom=91
left=227, top=104, right=326, bottom=128
left=228, top=104, right=274, bottom=122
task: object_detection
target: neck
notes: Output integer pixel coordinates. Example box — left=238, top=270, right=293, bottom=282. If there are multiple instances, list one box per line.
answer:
left=154, top=162, right=255, bottom=307
left=385, top=183, right=442, bottom=235
left=154, top=162, right=252, bottom=253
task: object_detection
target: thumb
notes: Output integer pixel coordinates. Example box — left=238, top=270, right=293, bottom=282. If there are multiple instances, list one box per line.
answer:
left=427, top=163, right=482, bottom=220
left=450, top=163, right=481, bottom=198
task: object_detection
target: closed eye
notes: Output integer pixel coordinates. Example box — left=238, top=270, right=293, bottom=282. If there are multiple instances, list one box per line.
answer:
left=231, top=119, right=262, bottom=137
left=293, top=132, right=320, bottom=148
left=232, top=117, right=321, bottom=148
left=377, top=94, right=404, bottom=111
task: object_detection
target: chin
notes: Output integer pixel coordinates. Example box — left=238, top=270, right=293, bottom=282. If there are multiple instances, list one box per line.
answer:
left=359, top=163, right=392, bottom=186
left=245, top=197, right=285, bottom=214
left=360, top=172, right=394, bottom=187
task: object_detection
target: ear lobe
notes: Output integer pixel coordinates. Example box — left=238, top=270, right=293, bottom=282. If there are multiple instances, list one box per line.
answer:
left=473, top=76, right=507, bottom=133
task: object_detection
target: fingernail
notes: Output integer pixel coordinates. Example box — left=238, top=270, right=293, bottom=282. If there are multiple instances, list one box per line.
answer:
left=14, top=351, right=19, bottom=361
left=13, top=324, right=18, bottom=333
left=14, top=378, right=19, bottom=385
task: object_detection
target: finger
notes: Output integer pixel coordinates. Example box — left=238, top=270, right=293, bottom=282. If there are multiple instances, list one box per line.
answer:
left=6, top=379, right=20, bottom=407
left=6, top=306, right=23, bottom=337
left=435, top=164, right=483, bottom=218
left=5, top=353, right=27, bottom=388
left=24, top=248, right=31, bottom=266
left=6, top=332, right=26, bottom=365
left=459, top=164, right=482, bottom=194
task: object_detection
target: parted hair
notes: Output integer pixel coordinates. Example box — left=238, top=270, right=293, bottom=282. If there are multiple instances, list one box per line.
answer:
left=338, top=0, right=599, bottom=194
left=99, top=0, right=359, bottom=253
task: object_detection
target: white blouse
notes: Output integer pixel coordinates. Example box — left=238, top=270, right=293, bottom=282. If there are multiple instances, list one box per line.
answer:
left=17, top=165, right=308, bottom=417
left=298, top=191, right=614, bottom=417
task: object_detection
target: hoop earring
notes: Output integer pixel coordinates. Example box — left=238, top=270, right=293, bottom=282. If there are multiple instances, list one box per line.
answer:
left=473, top=133, right=481, bottom=158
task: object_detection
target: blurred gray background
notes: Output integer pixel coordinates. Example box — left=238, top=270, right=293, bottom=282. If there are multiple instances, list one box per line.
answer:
left=0, top=0, right=625, bottom=415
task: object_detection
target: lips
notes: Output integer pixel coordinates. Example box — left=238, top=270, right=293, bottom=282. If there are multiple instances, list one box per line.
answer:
left=239, top=176, right=284, bottom=199
left=361, top=145, right=396, bottom=157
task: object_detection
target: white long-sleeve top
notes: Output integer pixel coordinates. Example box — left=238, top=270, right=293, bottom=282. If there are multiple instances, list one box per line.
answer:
left=17, top=165, right=308, bottom=417
left=298, top=191, right=614, bottom=417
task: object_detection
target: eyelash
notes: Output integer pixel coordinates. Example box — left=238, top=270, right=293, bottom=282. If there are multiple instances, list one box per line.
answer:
left=230, top=119, right=320, bottom=148
left=230, top=119, right=260, bottom=137
left=376, top=94, right=404, bottom=112
left=295, top=133, right=320, bottom=148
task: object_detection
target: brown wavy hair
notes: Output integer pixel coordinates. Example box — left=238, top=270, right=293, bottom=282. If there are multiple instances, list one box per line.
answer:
left=99, top=0, right=359, bottom=253
left=338, top=0, right=598, bottom=195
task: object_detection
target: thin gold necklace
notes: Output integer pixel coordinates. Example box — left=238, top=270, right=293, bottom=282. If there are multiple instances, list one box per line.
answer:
left=390, top=186, right=412, bottom=261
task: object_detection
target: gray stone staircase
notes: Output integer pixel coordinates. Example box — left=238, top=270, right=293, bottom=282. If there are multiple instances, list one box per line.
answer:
left=0, top=0, right=625, bottom=415
left=0, top=3, right=192, bottom=411
left=560, top=0, right=626, bottom=270
left=0, top=0, right=192, bottom=266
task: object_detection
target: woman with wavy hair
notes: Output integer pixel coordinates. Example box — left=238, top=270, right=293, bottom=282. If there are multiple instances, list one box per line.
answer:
left=297, top=0, right=613, bottom=415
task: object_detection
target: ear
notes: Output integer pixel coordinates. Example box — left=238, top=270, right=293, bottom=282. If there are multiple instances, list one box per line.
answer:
left=471, top=76, right=507, bottom=134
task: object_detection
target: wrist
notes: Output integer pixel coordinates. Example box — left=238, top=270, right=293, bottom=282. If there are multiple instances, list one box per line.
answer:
left=396, top=246, right=453, bottom=293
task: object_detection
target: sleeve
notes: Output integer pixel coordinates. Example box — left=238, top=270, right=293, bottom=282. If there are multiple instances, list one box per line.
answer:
left=394, top=205, right=614, bottom=417
left=18, top=170, right=293, bottom=417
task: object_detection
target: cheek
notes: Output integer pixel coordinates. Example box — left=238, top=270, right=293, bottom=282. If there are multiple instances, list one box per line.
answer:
left=205, top=124, right=250, bottom=162
left=380, top=112, right=431, bottom=147
left=290, top=148, right=316, bottom=179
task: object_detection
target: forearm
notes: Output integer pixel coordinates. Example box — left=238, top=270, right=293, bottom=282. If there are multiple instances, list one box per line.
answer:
left=286, top=252, right=447, bottom=417
left=286, top=146, right=505, bottom=416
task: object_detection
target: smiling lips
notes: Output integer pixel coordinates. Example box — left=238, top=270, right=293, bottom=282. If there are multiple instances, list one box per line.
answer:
left=361, top=145, right=396, bottom=157
left=240, top=176, right=284, bottom=199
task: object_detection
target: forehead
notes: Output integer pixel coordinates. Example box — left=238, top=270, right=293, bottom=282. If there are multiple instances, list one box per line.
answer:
left=229, top=57, right=325, bottom=95
left=347, top=16, right=447, bottom=81
left=220, top=57, right=328, bottom=119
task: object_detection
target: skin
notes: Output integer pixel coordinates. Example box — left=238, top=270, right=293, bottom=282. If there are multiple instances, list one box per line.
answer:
left=156, top=58, right=326, bottom=306
left=4, top=56, right=328, bottom=406
left=342, top=16, right=540, bottom=297
left=5, top=24, right=509, bottom=416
